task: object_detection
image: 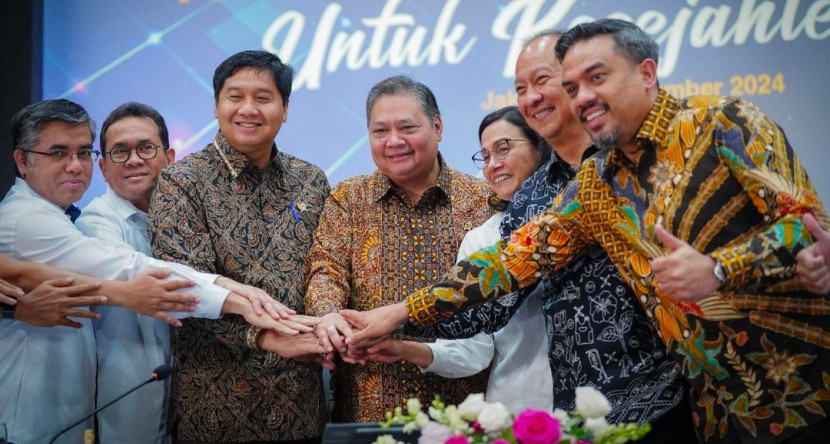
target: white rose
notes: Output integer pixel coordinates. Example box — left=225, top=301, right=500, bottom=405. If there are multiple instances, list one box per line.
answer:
left=373, top=434, right=403, bottom=444
left=584, top=417, right=611, bottom=437
left=415, top=412, right=431, bottom=427
left=417, top=422, right=453, bottom=444
left=476, top=402, right=511, bottom=433
left=551, top=408, right=571, bottom=424
left=575, top=386, right=612, bottom=419
left=407, top=398, right=423, bottom=414
left=428, top=406, right=443, bottom=422
left=444, top=405, right=469, bottom=433
left=457, top=393, right=487, bottom=422
left=402, top=421, right=419, bottom=434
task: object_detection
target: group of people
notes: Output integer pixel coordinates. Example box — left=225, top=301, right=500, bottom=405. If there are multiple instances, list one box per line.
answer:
left=1, top=18, right=828, bottom=444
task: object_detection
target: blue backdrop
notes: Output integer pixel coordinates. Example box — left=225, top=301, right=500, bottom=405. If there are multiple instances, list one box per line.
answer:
left=42, top=0, right=830, bottom=207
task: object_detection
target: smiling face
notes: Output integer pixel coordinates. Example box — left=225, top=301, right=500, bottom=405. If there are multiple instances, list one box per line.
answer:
left=369, top=94, right=442, bottom=192
left=514, top=35, right=580, bottom=144
left=13, top=120, right=93, bottom=210
left=479, top=119, right=541, bottom=201
left=214, top=66, right=288, bottom=168
left=99, top=116, right=175, bottom=212
left=560, top=35, right=658, bottom=154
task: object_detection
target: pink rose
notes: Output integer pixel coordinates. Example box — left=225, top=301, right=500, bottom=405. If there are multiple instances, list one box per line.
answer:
left=512, top=409, right=561, bottom=444
left=492, top=440, right=511, bottom=444
left=444, top=435, right=469, bottom=444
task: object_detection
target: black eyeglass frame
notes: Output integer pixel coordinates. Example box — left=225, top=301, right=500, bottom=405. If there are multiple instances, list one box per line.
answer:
left=105, top=143, right=164, bottom=164
left=471, top=138, right=528, bottom=170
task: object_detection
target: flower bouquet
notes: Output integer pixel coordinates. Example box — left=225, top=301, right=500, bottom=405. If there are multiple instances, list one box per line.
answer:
left=374, top=387, right=650, bottom=444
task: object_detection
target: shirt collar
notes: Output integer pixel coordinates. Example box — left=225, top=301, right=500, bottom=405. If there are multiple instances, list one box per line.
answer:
left=608, top=88, right=680, bottom=170
left=544, top=145, right=599, bottom=181
left=101, top=186, right=146, bottom=222
left=14, top=177, right=82, bottom=222
left=212, top=131, right=285, bottom=180
left=369, top=153, right=452, bottom=203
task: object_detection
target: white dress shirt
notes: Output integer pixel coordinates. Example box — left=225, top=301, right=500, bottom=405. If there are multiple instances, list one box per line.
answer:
left=423, top=212, right=553, bottom=414
left=76, top=187, right=173, bottom=444
left=0, top=179, right=227, bottom=444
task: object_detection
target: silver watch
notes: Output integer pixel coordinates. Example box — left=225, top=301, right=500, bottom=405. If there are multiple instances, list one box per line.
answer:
left=713, top=261, right=727, bottom=288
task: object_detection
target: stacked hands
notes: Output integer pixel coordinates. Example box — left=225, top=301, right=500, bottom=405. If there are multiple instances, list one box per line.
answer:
left=315, top=213, right=830, bottom=364
left=0, top=271, right=329, bottom=366
left=3, top=212, right=828, bottom=370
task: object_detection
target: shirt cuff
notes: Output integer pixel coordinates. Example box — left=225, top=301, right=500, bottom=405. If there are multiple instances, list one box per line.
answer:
left=197, top=271, right=221, bottom=284
left=168, top=283, right=229, bottom=319
left=421, top=342, right=450, bottom=374
left=406, top=287, right=440, bottom=326
left=313, top=300, right=341, bottom=317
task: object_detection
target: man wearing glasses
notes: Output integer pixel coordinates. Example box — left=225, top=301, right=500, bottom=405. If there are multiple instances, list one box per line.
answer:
left=74, top=102, right=181, bottom=444
left=0, top=99, right=324, bottom=444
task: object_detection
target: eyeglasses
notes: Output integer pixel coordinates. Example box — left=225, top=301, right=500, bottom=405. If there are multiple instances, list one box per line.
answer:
left=107, top=143, right=162, bottom=163
left=24, top=148, right=99, bottom=163
left=471, top=138, right=527, bottom=169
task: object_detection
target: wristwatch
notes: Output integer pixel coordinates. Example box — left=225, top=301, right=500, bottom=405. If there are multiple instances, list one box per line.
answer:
left=713, top=261, right=727, bottom=289
left=1, top=302, right=16, bottom=320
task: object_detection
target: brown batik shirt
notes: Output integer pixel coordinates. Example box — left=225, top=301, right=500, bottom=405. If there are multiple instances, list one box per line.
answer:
left=148, top=131, right=330, bottom=441
left=305, top=157, right=492, bottom=422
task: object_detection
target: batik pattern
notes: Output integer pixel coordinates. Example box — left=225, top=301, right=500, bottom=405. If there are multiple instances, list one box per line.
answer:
left=406, top=91, right=830, bottom=443
left=148, top=132, right=330, bottom=441
left=305, top=159, right=492, bottom=422
left=500, top=153, right=687, bottom=423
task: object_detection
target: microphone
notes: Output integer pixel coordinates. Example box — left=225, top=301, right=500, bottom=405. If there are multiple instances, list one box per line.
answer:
left=47, top=364, right=172, bottom=444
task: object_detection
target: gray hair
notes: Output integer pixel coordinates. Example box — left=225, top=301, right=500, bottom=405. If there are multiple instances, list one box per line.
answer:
left=519, top=29, right=565, bottom=52
left=11, top=99, right=96, bottom=169
left=365, top=75, right=440, bottom=127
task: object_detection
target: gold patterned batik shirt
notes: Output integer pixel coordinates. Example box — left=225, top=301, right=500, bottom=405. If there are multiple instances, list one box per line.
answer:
left=148, top=132, right=330, bottom=442
left=406, top=91, right=830, bottom=443
left=305, top=159, right=492, bottom=422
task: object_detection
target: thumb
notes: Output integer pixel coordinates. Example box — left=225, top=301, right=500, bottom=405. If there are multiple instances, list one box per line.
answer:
left=143, top=268, right=173, bottom=279
left=656, top=225, right=687, bottom=252
left=339, top=309, right=365, bottom=329
left=804, top=213, right=830, bottom=242
left=46, top=276, right=77, bottom=287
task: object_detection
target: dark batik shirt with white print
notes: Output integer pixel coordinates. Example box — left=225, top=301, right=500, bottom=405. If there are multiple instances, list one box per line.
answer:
left=500, top=149, right=687, bottom=425
left=410, top=149, right=687, bottom=424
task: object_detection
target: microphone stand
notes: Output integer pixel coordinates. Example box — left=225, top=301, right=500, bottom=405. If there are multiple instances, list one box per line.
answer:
left=48, top=364, right=172, bottom=444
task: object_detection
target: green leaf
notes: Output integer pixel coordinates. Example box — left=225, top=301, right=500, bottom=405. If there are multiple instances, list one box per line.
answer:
left=786, top=376, right=810, bottom=395
left=559, top=200, right=583, bottom=218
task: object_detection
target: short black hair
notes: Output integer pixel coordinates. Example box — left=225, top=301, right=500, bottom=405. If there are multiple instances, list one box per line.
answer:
left=213, top=50, right=293, bottom=106
left=555, top=18, right=658, bottom=66
left=99, top=102, right=169, bottom=155
left=478, top=106, right=551, bottom=170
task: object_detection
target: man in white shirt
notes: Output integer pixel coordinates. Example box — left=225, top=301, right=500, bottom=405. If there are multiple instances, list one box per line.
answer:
left=75, top=102, right=193, bottom=444
left=0, top=99, right=326, bottom=444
